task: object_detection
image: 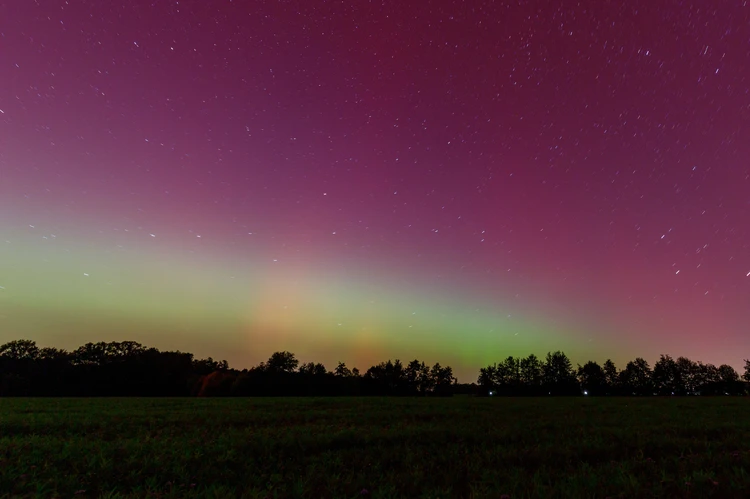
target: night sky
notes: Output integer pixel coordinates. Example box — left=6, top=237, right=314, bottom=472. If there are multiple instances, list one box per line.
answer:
left=1, top=0, right=749, bottom=381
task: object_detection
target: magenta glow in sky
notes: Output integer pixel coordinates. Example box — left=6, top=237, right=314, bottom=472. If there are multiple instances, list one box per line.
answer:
left=1, top=0, right=749, bottom=381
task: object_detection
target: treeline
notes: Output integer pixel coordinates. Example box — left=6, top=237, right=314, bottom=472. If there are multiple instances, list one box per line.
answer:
left=1, top=339, right=749, bottom=397
left=0, top=340, right=465, bottom=397
left=478, top=352, right=750, bottom=396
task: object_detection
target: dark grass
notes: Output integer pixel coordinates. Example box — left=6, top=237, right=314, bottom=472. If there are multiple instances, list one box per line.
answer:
left=1, top=397, right=749, bottom=498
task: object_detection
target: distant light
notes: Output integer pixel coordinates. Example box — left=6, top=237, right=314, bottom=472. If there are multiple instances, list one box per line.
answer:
left=488, top=391, right=494, bottom=396
left=583, top=391, right=588, bottom=395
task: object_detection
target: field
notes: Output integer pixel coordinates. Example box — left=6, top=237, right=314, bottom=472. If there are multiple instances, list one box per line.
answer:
left=1, top=397, right=749, bottom=498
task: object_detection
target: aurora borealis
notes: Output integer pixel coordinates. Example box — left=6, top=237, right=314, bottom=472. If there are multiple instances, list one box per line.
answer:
left=1, top=0, right=749, bottom=382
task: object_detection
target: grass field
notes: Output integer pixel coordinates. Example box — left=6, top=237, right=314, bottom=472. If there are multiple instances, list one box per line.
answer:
left=1, top=397, right=749, bottom=498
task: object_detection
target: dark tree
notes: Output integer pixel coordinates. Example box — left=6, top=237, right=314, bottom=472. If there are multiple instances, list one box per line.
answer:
left=0, top=339, right=40, bottom=360
left=743, top=359, right=750, bottom=383
left=404, top=359, right=421, bottom=392
left=192, top=357, right=229, bottom=376
left=494, top=357, right=510, bottom=386
left=652, top=354, right=680, bottom=395
left=718, top=364, right=739, bottom=383
left=333, top=361, right=352, bottom=377
left=675, top=357, right=700, bottom=394
left=602, top=359, right=618, bottom=394
left=298, top=362, right=327, bottom=376
left=405, top=359, right=431, bottom=395
left=38, top=347, right=69, bottom=362
left=430, top=363, right=455, bottom=396
left=699, top=363, right=746, bottom=396
left=500, top=356, right=521, bottom=392
left=542, top=351, right=579, bottom=395
left=519, top=354, right=543, bottom=392
left=264, top=351, right=299, bottom=373
left=70, top=342, right=112, bottom=366
left=697, top=362, right=721, bottom=387
left=577, top=361, right=607, bottom=395
left=477, top=364, right=496, bottom=393
left=619, top=358, right=653, bottom=395
left=364, top=359, right=408, bottom=394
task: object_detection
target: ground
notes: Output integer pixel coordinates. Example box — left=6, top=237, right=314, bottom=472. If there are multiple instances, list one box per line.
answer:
left=1, top=397, right=749, bottom=498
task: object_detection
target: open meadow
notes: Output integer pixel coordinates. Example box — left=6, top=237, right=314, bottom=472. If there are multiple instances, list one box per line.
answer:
left=1, top=397, right=749, bottom=498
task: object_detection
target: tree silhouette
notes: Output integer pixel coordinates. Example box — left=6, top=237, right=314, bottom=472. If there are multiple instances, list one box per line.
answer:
left=0, top=337, right=747, bottom=398
left=192, top=356, right=229, bottom=375
left=577, top=361, right=607, bottom=395
left=404, top=359, right=419, bottom=391
left=652, top=354, right=679, bottom=395
left=71, top=342, right=113, bottom=366
left=477, top=365, right=495, bottom=393
left=38, top=347, right=69, bottom=361
left=333, top=361, right=352, bottom=377
left=620, top=358, right=653, bottom=395
left=405, top=359, right=432, bottom=395
left=718, top=364, right=739, bottom=383
left=697, top=362, right=721, bottom=387
left=519, top=354, right=543, bottom=392
left=497, top=356, right=521, bottom=392
left=602, top=359, right=618, bottom=394
left=264, top=351, right=299, bottom=373
left=542, top=351, right=578, bottom=395
left=430, top=363, right=456, bottom=396
left=364, top=359, right=408, bottom=394
left=298, top=362, right=327, bottom=376
left=0, top=339, right=40, bottom=360
left=676, top=357, right=700, bottom=394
